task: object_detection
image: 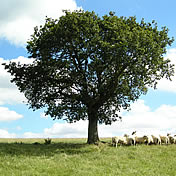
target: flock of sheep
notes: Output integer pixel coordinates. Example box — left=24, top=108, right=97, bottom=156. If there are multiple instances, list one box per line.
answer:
left=112, top=131, right=176, bottom=147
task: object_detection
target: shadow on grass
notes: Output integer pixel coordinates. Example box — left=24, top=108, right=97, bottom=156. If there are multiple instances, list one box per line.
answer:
left=0, top=142, right=91, bottom=157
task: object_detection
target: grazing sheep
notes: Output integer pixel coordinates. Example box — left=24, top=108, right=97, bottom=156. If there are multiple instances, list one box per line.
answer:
left=167, top=133, right=175, bottom=144
left=145, top=135, right=154, bottom=145
left=131, top=131, right=147, bottom=145
left=126, top=137, right=134, bottom=145
left=130, top=131, right=137, bottom=145
left=159, top=135, right=169, bottom=145
left=123, top=134, right=135, bottom=146
left=151, top=135, right=161, bottom=145
left=112, top=134, right=135, bottom=147
left=112, top=136, right=127, bottom=147
left=112, top=137, right=118, bottom=147
left=173, top=135, right=176, bottom=144
left=112, top=132, right=176, bottom=147
left=135, top=136, right=148, bottom=145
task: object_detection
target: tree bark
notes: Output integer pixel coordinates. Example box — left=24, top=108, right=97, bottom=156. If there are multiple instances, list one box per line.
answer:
left=87, top=111, right=99, bottom=144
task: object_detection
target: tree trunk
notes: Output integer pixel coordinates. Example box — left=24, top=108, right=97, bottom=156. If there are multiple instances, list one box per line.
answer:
left=87, top=111, right=99, bottom=144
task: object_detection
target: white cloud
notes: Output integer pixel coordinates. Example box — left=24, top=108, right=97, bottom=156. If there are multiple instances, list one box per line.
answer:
left=22, top=120, right=88, bottom=138
left=10, top=56, right=34, bottom=64
left=0, top=88, right=25, bottom=105
left=0, top=107, right=23, bottom=121
left=0, top=57, right=33, bottom=105
left=157, top=48, right=176, bottom=93
left=0, top=0, right=81, bottom=46
left=40, top=112, right=49, bottom=119
left=99, top=100, right=176, bottom=137
left=44, top=121, right=88, bottom=138
left=23, top=132, right=45, bottom=138
left=0, top=129, right=16, bottom=138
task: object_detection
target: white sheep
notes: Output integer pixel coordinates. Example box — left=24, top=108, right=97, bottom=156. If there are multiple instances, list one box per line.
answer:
left=173, top=135, right=176, bottom=144
left=144, top=135, right=154, bottom=145
left=159, top=135, right=169, bottom=144
left=131, top=131, right=147, bottom=145
left=112, top=134, right=136, bottom=147
left=112, top=132, right=176, bottom=147
left=135, top=136, right=148, bottom=145
left=123, top=134, right=135, bottom=146
left=130, top=131, right=137, bottom=145
left=112, top=136, right=127, bottom=147
left=167, top=133, right=176, bottom=144
left=151, top=135, right=161, bottom=145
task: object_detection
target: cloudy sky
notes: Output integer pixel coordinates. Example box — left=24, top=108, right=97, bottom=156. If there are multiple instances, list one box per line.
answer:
left=1, top=0, right=176, bottom=138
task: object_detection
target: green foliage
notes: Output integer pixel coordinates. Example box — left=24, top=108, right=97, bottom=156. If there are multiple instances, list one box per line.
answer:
left=0, top=138, right=176, bottom=175
left=3, top=10, right=174, bottom=143
left=44, top=138, right=52, bottom=145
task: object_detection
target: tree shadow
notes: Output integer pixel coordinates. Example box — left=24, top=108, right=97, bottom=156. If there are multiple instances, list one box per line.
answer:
left=0, top=142, right=90, bottom=157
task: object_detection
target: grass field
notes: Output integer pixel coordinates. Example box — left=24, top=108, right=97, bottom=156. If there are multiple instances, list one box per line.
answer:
left=0, top=138, right=176, bottom=176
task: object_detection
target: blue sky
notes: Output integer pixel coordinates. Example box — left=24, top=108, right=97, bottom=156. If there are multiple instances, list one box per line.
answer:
left=1, top=0, right=176, bottom=138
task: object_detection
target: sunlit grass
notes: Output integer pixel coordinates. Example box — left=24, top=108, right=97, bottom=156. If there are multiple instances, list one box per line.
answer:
left=0, top=138, right=175, bottom=175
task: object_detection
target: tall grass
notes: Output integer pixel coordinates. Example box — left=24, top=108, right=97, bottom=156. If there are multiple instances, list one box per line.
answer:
left=0, top=138, right=175, bottom=176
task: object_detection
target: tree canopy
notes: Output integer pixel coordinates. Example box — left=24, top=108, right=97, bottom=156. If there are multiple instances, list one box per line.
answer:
left=4, top=10, right=174, bottom=144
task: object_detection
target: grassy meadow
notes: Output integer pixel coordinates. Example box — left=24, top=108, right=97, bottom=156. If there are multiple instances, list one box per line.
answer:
left=0, top=138, right=176, bottom=176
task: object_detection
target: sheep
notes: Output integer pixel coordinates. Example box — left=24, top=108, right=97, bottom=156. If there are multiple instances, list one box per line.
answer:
left=131, top=131, right=147, bottom=145
left=167, top=133, right=175, bottom=144
left=112, top=134, right=135, bottom=147
left=167, top=134, right=176, bottom=144
left=112, top=137, right=118, bottom=147
left=112, top=132, right=176, bottom=147
left=123, top=134, right=135, bottom=146
left=126, top=137, right=134, bottom=145
left=112, top=136, right=127, bottom=147
left=151, top=135, right=158, bottom=144
left=135, top=136, right=148, bottom=145
left=130, top=131, right=137, bottom=145
left=173, top=135, right=176, bottom=144
left=151, top=135, right=161, bottom=145
left=159, top=135, right=169, bottom=145
left=144, top=135, right=154, bottom=145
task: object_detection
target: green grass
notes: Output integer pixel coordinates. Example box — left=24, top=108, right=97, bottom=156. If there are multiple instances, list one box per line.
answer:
left=0, top=138, right=175, bottom=176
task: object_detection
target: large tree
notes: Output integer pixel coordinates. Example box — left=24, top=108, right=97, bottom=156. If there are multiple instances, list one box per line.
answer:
left=4, top=10, right=174, bottom=144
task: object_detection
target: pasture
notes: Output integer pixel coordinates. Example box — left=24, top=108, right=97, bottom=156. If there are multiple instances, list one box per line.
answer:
left=0, top=138, right=176, bottom=176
